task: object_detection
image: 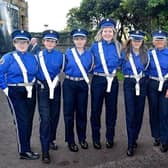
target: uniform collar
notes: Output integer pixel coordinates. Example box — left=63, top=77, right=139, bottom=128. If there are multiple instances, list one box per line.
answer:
left=155, top=47, right=165, bottom=51
left=16, top=50, right=27, bottom=56
left=101, top=39, right=114, bottom=45
left=44, top=48, right=55, bottom=54
left=74, top=47, right=86, bottom=56
left=131, top=48, right=140, bottom=56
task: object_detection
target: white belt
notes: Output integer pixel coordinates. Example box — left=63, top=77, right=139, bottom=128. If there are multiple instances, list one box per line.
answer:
left=149, top=76, right=168, bottom=91
left=94, top=70, right=116, bottom=92
left=124, top=74, right=144, bottom=78
left=65, top=75, right=84, bottom=81
left=37, top=80, right=45, bottom=89
left=125, top=74, right=144, bottom=96
left=149, top=76, right=160, bottom=81
left=8, top=83, right=34, bottom=86
left=37, top=77, right=60, bottom=99
left=149, top=76, right=168, bottom=81
left=94, top=72, right=117, bottom=92
left=94, top=72, right=116, bottom=78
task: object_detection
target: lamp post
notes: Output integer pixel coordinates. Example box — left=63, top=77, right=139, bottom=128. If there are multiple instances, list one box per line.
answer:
left=44, top=24, right=48, bottom=30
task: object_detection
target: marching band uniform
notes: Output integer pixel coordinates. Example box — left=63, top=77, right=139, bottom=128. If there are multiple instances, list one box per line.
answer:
left=37, top=30, right=64, bottom=163
left=63, top=29, right=92, bottom=152
left=0, top=30, right=39, bottom=160
left=121, top=31, right=149, bottom=156
left=90, top=19, right=121, bottom=149
left=147, top=30, right=168, bottom=152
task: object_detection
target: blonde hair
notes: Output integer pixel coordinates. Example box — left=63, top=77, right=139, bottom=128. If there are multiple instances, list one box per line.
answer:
left=94, top=27, right=117, bottom=43
left=94, top=27, right=122, bottom=58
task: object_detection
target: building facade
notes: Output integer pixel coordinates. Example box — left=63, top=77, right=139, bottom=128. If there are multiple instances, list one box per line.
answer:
left=4, top=0, right=28, bottom=30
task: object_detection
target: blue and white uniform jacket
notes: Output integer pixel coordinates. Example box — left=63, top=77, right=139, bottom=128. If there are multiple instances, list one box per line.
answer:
left=91, top=40, right=120, bottom=73
left=121, top=49, right=149, bottom=76
left=64, top=48, right=92, bottom=77
left=36, top=48, right=64, bottom=81
left=0, top=50, right=38, bottom=90
left=147, top=48, right=168, bottom=77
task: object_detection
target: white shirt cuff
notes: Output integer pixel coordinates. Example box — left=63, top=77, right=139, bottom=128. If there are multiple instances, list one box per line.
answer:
left=3, top=88, right=8, bottom=96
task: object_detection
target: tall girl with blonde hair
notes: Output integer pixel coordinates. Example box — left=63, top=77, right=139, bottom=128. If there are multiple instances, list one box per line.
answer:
left=90, top=18, right=121, bottom=149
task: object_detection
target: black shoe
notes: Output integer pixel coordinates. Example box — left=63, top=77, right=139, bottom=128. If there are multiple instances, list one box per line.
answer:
left=50, top=142, right=58, bottom=150
left=79, top=141, right=88, bottom=149
left=106, top=141, right=114, bottom=148
left=160, top=144, right=168, bottom=153
left=93, top=142, right=102, bottom=149
left=20, top=151, right=40, bottom=160
left=127, top=147, right=134, bottom=157
left=42, top=152, right=50, bottom=164
left=133, top=142, right=138, bottom=149
left=68, top=143, right=79, bottom=152
left=30, top=151, right=40, bottom=157
left=153, top=139, right=160, bottom=146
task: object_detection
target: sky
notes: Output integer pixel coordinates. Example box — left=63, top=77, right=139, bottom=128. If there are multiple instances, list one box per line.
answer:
left=26, top=0, right=81, bottom=32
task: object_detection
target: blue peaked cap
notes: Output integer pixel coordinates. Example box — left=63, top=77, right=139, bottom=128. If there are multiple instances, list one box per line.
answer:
left=12, top=30, right=31, bottom=41
left=129, top=30, right=145, bottom=40
left=42, top=30, right=59, bottom=40
left=152, top=30, right=168, bottom=39
left=99, top=18, right=116, bottom=28
left=71, top=28, right=88, bottom=37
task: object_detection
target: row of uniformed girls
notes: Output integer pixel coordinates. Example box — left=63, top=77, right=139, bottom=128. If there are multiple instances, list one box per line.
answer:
left=123, top=30, right=168, bottom=156
left=0, top=18, right=168, bottom=164
left=121, top=29, right=168, bottom=156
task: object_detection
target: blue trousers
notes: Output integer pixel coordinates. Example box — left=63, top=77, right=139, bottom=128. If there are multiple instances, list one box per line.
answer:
left=37, top=82, right=61, bottom=153
left=8, top=86, right=36, bottom=153
left=63, top=79, right=88, bottom=144
left=90, top=75, right=118, bottom=143
left=124, top=78, right=147, bottom=147
left=148, top=79, right=168, bottom=144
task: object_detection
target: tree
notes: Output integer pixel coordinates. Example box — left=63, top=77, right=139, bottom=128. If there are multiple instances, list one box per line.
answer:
left=66, top=8, right=82, bottom=31
left=147, top=0, right=168, bottom=31
left=66, top=0, right=168, bottom=41
left=66, top=0, right=120, bottom=30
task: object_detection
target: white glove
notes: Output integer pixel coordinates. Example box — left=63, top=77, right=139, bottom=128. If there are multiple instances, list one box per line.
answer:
left=3, top=87, right=8, bottom=96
